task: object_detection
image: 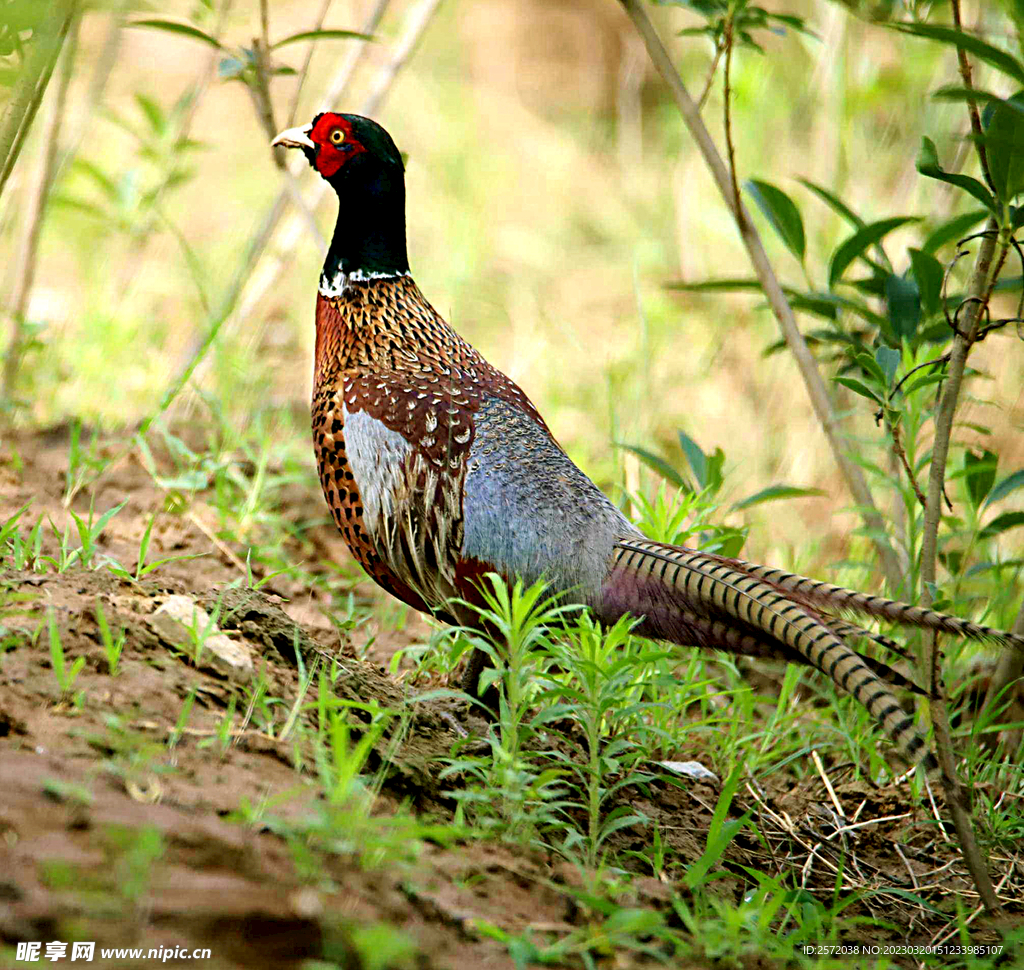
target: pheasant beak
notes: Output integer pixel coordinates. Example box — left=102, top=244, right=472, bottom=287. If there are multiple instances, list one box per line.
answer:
left=272, top=123, right=315, bottom=151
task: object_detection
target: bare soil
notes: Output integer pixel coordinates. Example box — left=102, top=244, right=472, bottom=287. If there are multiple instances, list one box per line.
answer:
left=1, top=426, right=1020, bottom=969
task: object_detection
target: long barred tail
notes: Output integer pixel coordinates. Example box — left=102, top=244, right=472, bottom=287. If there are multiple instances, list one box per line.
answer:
left=671, top=609, right=925, bottom=696
left=731, top=556, right=1024, bottom=652
left=606, top=537, right=937, bottom=769
left=822, top=617, right=912, bottom=662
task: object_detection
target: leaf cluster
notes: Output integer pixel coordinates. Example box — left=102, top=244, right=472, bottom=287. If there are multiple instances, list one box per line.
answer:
left=655, top=0, right=815, bottom=53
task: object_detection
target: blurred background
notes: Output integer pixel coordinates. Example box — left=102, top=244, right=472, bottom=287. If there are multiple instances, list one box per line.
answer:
left=1, top=0, right=1021, bottom=581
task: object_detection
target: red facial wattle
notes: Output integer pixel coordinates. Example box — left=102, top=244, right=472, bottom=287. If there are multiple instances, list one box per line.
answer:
left=310, top=113, right=367, bottom=179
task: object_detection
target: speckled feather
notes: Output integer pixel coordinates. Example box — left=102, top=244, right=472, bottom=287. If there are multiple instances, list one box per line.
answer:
left=312, top=276, right=549, bottom=615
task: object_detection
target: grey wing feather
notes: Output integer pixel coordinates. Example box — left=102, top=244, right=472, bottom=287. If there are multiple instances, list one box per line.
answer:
left=461, top=397, right=638, bottom=603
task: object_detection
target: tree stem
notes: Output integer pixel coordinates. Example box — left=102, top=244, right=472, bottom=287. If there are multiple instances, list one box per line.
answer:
left=919, top=219, right=1003, bottom=916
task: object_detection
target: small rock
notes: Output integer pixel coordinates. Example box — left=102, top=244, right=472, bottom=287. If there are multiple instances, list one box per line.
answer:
left=148, top=595, right=253, bottom=680
left=657, top=760, right=719, bottom=783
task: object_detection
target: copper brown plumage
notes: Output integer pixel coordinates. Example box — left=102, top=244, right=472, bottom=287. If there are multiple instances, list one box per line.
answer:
left=274, top=112, right=1024, bottom=771
left=311, top=275, right=550, bottom=615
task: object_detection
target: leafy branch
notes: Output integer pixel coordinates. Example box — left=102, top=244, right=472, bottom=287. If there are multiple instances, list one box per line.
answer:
left=620, top=0, right=906, bottom=590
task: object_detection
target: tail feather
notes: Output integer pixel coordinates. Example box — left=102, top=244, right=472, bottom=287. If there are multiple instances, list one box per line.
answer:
left=823, top=617, right=912, bottom=662
left=675, top=608, right=925, bottom=696
left=730, top=556, right=1024, bottom=652
left=607, top=537, right=936, bottom=769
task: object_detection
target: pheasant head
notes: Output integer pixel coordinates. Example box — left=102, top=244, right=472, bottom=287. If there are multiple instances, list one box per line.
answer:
left=274, top=112, right=409, bottom=289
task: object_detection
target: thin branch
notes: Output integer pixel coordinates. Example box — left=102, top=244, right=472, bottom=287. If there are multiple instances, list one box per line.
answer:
left=192, top=0, right=391, bottom=318
left=920, top=225, right=999, bottom=582
left=144, top=0, right=426, bottom=465
left=254, top=0, right=278, bottom=152
left=920, top=218, right=1004, bottom=917
left=0, top=1, right=75, bottom=203
left=618, top=0, right=905, bottom=591
left=696, top=40, right=723, bottom=112
left=97, top=0, right=237, bottom=328
left=887, top=418, right=927, bottom=509
left=259, top=0, right=270, bottom=54
left=950, top=0, right=993, bottom=192
left=889, top=354, right=949, bottom=399
left=228, top=0, right=439, bottom=331
left=53, top=0, right=130, bottom=185
left=2, top=9, right=79, bottom=402
left=248, top=4, right=325, bottom=250
left=721, top=21, right=742, bottom=219
left=361, top=0, right=443, bottom=116
left=286, top=0, right=334, bottom=128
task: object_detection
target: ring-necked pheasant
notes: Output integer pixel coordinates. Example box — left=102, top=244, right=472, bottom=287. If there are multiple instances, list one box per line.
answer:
left=273, top=113, right=1024, bottom=770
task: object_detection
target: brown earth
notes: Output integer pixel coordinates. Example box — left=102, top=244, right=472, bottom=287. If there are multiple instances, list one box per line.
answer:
left=0, top=425, right=1020, bottom=969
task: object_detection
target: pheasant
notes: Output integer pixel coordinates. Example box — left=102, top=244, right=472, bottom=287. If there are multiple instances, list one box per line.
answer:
left=273, top=113, right=1024, bottom=770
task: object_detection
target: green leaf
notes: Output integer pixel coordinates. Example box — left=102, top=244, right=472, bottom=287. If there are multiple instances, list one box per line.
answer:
left=676, top=26, right=720, bottom=39
left=796, top=177, right=865, bottom=229
left=128, top=20, right=224, bottom=49
left=92, top=501, right=128, bottom=539
left=875, top=345, right=901, bottom=387
left=134, top=94, right=165, bottom=135
left=800, top=292, right=888, bottom=328
left=829, top=217, right=920, bottom=290
left=218, top=56, right=246, bottom=79
left=785, top=292, right=837, bottom=319
left=664, top=277, right=762, bottom=292
left=833, top=376, right=883, bottom=405
left=615, top=444, right=690, bottom=491
left=72, top=159, right=118, bottom=201
left=137, top=514, right=155, bottom=575
left=963, top=449, right=998, bottom=508
left=922, top=209, right=989, bottom=254
left=705, top=447, right=725, bottom=495
left=0, top=502, right=31, bottom=544
left=931, top=86, right=1008, bottom=108
left=980, top=511, right=1024, bottom=540
left=745, top=179, right=805, bottom=262
left=709, top=528, right=746, bottom=558
left=891, top=23, right=1024, bottom=86
left=885, top=273, right=921, bottom=341
left=983, top=92, right=1024, bottom=202
left=676, top=430, right=708, bottom=489
left=270, top=28, right=373, bottom=50
left=985, top=469, right=1024, bottom=507
left=731, top=484, right=826, bottom=511
left=916, top=137, right=997, bottom=211
left=853, top=351, right=886, bottom=385
left=908, top=248, right=944, bottom=316
left=882, top=888, right=946, bottom=917
left=900, top=372, right=946, bottom=397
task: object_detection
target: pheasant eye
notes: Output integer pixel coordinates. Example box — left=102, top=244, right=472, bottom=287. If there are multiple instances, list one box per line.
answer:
left=329, top=129, right=345, bottom=145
